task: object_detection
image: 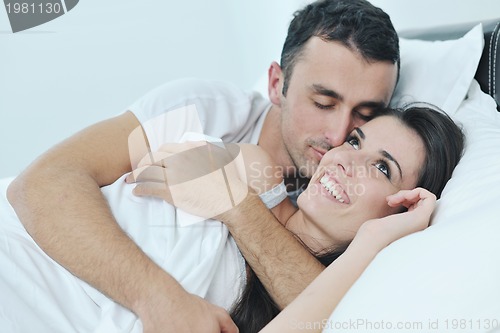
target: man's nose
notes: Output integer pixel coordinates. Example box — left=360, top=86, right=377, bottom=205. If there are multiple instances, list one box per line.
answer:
left=324, top=108, right=353, bottom=147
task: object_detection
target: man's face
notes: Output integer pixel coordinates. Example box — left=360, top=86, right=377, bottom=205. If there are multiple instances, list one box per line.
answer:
left=274, top=37, right=398, bottom=179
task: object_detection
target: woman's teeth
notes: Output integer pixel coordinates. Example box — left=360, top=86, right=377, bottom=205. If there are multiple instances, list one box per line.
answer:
left=320, top=175, right=345, bottom=203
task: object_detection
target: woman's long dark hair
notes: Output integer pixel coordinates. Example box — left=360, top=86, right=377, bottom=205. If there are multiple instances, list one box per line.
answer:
left=229, top=105, right=465, bottom=332
left=229, top=247, right=346, bottom=333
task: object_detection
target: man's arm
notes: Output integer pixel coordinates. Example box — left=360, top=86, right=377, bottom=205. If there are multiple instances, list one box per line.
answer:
left=220, top=144, right=325, bottom=309
left=219, top=195, right=325, bottom=309
left=7, top=112, right=237, bottom=333
left=130, top=142, right=325, bottom=310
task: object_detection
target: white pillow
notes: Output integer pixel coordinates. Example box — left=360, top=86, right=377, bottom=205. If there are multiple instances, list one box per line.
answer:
left=325, top=80, right=500, bottom=333
left=253, top=25, right=484, bottom=116
left=390, top=24, right=484, bottom=115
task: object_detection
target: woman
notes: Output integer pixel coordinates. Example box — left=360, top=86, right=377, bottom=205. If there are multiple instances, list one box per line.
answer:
left=0, top=106, right=463, bottom=332
left=128, top=106, right=465, bottom=332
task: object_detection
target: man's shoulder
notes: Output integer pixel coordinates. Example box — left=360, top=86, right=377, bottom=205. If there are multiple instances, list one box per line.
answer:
left=150, top=77, right=253, bottom=101
left=132, top=77, right=269, bottom=116
left=130, top=78, right=271, bottom=146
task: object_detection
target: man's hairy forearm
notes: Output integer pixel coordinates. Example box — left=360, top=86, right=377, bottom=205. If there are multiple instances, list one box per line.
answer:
left=6, top=112, right=189, bottom=319
left=219, top=194, right=325, bottom=309
left=261, top=238, right=379, bottom=333
left=7, top=164, right=182, bottom=316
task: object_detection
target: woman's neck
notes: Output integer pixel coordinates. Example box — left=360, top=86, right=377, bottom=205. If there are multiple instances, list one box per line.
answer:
left=285, top=210, right=336, bottom=254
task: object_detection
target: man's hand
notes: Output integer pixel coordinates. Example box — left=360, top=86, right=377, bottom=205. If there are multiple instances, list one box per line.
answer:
left=139, top=291, right=238, bottom=333
left=125, top=141, right=249, bottom=219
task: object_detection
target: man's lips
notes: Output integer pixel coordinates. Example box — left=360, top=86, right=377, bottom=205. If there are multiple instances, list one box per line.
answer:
left=311, top=146, right=327, bottom=159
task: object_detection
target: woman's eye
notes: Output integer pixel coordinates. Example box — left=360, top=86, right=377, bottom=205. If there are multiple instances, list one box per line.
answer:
left=346, top=136, right=360, bottom=149
left=375, top=161, right=391, bottom=179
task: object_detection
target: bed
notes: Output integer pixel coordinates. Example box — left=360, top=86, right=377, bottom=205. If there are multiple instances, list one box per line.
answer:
left=322, top=19, right=500, bottom=333
left=1, top=18, right=500, bottom=333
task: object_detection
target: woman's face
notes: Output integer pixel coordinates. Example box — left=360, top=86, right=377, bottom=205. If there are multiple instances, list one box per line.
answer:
left=295, top=115, right=426, bottom=251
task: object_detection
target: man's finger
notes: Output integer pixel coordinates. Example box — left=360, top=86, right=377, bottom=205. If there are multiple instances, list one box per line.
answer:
left=217, top=311, right=239, bottom=333
left=133, top=182, right=172, bottom=202
left=126, top=165, right=168, bottom=184
left=137, top=151, right=172, bottom=169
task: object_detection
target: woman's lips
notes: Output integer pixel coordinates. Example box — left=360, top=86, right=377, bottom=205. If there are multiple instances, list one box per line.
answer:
left=319, top=174, right=350, bottom=204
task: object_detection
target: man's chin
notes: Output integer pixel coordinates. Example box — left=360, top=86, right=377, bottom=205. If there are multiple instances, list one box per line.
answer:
left=299, top=161, right=320, bottom=179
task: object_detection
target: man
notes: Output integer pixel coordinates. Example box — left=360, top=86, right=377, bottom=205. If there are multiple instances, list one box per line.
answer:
left=7, top=0, right=399, bottom=332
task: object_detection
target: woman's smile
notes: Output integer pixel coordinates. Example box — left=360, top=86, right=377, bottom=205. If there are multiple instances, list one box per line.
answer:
left=318, top=174, right=349, bottom=204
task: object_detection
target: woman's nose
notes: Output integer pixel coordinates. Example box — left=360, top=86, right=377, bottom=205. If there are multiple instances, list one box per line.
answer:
left=333, top=149, right=371, bottom=179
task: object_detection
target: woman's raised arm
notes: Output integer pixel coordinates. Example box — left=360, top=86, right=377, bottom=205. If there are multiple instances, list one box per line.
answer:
left=260, top=188, right=435, bottom=332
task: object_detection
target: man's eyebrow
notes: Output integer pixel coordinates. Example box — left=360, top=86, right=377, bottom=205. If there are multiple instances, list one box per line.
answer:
left=380, top=150, right=403, bottom=180
left=311, top=84, right=343, bottom=101
left=356, top=127, right=403, bottom=179
left=311, top=84, right=387, bottom=111
left=356, top=101, right=387, bottom=112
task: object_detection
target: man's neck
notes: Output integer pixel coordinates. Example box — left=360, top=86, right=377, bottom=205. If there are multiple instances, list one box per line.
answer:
left=258, top=105, right=285, bottom=165
left=258, top=105, right=310, bottom=192
left=283, top=176, right=309, bottom=193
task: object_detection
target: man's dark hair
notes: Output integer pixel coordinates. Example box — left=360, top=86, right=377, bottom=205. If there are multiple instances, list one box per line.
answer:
left=280, top=0, right=400, bottom=96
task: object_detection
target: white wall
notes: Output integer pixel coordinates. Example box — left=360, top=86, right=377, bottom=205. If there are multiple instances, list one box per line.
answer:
left=1, top=0, right=499, bottom=178
left=0, top=0, right=304, bottom=177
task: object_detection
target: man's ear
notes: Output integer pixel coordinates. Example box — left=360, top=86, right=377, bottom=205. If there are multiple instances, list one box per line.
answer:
left=267, top=61, right=283, bottom=106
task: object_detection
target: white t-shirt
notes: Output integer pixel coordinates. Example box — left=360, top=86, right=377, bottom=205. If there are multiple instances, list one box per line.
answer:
left=0, top=79, right=285, bottom=332
left=129, top=78, right=271, bottom=149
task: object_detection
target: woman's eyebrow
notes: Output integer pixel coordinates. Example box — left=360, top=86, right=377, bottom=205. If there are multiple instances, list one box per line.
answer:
left=355, top=127, right=365, bottom=139
left=380, top=150, right=402, bottom=180
left=356, top=127, right=403, bottom=179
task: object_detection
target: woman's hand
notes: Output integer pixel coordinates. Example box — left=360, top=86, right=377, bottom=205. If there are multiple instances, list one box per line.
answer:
left=354, top=187, right=436, bottom=252
left=125, top=141, right=250, bottom=219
